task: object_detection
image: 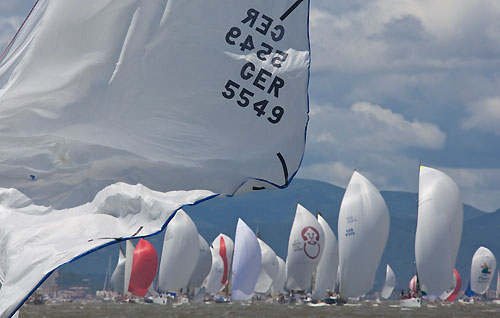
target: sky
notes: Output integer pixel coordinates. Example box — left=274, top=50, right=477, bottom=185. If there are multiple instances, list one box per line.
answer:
left=1, top=0, right=500, bottom=211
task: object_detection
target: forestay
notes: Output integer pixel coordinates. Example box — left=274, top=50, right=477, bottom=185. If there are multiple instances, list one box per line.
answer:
left=470, top=246, right=496, bottom=295
left=415, top=166, right=463, bottom=295
left=158, top=210, right=200, bottom=292
left=0, top=0, right=310, bottom=316
left=285, top=203, right=324, bottom=291
left=381, top=264, right=396, bottom=299
left=338, top=171, right=390, bottom=298
left=255, top=238, right=280, bottom=294
left=312, top=213, right=338, bottom=300
left=231, top=219, right=262, bottom=301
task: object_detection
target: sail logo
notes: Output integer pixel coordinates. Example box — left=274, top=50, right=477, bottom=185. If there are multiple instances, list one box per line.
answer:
left=478, top=263, right=491, bottom=283
left=301, top=226, right=320, bottom=259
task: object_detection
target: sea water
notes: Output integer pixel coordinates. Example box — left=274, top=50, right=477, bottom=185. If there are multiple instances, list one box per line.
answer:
left=18, top=301, right=500, bottom=318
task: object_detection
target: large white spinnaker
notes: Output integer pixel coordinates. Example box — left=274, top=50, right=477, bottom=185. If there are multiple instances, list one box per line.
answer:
left=415, top=166, right=463, bottom=296
left=312, top=213, right=338, bottom=300
left=255, top=238, right=280, bottom=294
left=0, top=0, right=310, bottom=316
left=212, top=233, right=234, bottom=290
left=470, top=246, right=496, bottom=295
left=231, top=219, right=262, bottom=300
left=158, top=210, right=200, bottom=292
left=381, top=264, right=396, bottom=299
left=110, top=248, right=126, bottom=294
left=338, top=171, right=390, bottom=298
left=286, top=203, right=324, bottom=291
left=188, top=235, right=213, bottom=289
left=271, top=256, right=286, bottom=295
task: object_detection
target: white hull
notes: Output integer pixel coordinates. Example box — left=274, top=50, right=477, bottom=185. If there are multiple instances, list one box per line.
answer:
left=400, top=298, right=421, bottom=307
left=152, top=297, right=169, bottom=305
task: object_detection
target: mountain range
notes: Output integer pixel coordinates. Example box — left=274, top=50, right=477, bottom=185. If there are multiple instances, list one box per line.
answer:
left=60, top=178, right=500, bottom=294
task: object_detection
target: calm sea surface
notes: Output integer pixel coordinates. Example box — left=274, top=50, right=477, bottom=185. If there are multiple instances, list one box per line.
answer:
left=18, top=301, right=500, bottom=318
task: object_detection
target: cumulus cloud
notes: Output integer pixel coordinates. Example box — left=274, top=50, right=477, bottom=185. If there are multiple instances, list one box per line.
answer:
left=462, top=97, right=500, bottom=135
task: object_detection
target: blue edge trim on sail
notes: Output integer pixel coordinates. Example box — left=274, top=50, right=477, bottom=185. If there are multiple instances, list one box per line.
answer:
left=8, top=1, right=311, bottom=316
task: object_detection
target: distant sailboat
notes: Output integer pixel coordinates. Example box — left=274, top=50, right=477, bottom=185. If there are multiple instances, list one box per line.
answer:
left=415, top=166, right=463, bottom=296
left=271, top=256, right=287, bottom=295
left=496, top=269, right=500, bottom=299
left=123, top=240, right=135, bottom=296
left=231, top=219, right=262, bottom=301
left=158, top=210, right=200, bottom=292
left=110, top=248, right=126, bottom=294
left=312, top=213, right=338, bottom=300
left=0, top=0, right=311, bottom=316
left=255, top=238, right=280, bottom=295
left=337, top=171, right=390, bottom=298
left=128, top=239, right=159, bottom=297
left=203, top=233, right=234, bottom=294
left=381, top=264, right=396, bottom=299
left=285, top=203, right=325, bottom=291
left=470, top=246, right=496, bottom=295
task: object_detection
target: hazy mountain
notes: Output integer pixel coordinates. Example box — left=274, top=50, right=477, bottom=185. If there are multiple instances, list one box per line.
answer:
left=61, top=178, right=498, bottom=294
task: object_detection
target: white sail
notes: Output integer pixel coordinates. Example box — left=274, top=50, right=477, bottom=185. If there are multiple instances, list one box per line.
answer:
left=254, top=238, right=280, bottom=294
left=470, top=246, right=496, bottom=295
left=381, top=264, right=396, bottom=299
left=158, top=210, right=200, bottom=292
left=271, top=256, right=286, bottom=295
left=202, top=247, right=225, bottom=294
left=496, top=268, right=500, bottom=298
left=312, top=213, right=339, bottom=300
left=110, top=249, right=126, bottom=294
left=212, top=233, right=234, bottom=289
left=231, top=219, right=262, bottom=300
left=338, top=171, right=390, bottom=298
left=285, top=203, right=324, bottom=291
left=415, top=166, right=463, bottom=295
left=123, top=240, right=135, bottom=295
left=0, top=0, right=310, bottom=315
left=188, top=235, right=213, bottom=288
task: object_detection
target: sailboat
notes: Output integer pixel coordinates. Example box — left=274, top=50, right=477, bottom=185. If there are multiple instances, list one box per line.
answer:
left=128, top=239, right=159, bottom=297
left=381, top=264, right=396, bottom=300
left=469, top=246, right=496, bottom=295
left=110, top=248, right=126, bottom=295
left=0, top=0, right=310, bottom=315
left=157, top=210, right=200, bottom=294
left=402, top=166, right=463, bottom=307
left=202, top=233, right=235, bottom=299
left=231, top=219, right=262, bottom=301
left=439, top=269, right=461, bottom=302
left=312, top=213, right=339, bottom=302
left=254, top=238, right=280, bottom=295
left=285, top=203, right=325, bottom=292
left=493, top=269, right=500, bottom=304
left=337, top=171, right=390, bottom=300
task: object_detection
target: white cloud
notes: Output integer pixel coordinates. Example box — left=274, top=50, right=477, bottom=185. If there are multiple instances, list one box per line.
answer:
left=462, top=97, right=500, bottom=135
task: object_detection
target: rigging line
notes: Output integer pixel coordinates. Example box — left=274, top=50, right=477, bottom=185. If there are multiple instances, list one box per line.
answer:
left=0, top=0, right=40, bottom=64
left=276, top=152, right=289, bottom=186
left=280, top=0, right=305, bottom=21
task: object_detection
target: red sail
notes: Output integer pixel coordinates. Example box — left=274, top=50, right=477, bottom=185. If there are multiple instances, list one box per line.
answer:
left=220, top=236, right=228, bottom=286
left=128, top=239, right=158, bottom=297
left=445, top=269, right=462, bottom=302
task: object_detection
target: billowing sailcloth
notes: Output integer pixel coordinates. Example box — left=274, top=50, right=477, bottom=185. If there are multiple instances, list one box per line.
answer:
left=415, top=166, right=463, bottom=295
left=158, top=210, right=200, bottom=292
left=231, top=219, right=262, bottom=300
left=0, top=0, right=310, bottom=316
left=255, top=238, right=280, bottom=294
left=381, top=264, right=396, bottom=299
left=338, top=171, right=390, bottom=298
left=271, top=256, right=286, bottom=295
left=110, top=248, right=126, bottom=294
left=128, top=239, right=159, bottom=297
left=312, top=213, right=338, bottom=300
left=213, top=233, right=235, bottom=289
left=187, top=235, right=213, bottom=289
left=439, top=269, right=461, bottom=302
left=286, top=203, right=324, bottom=291
left=202, top=247, right=225, bottom=295
left=470, top=246, right=496, bottom=295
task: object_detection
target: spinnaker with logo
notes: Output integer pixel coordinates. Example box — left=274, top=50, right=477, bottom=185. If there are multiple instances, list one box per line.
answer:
left=285, top=203, right=324, bottom=291
left=469, top=246, right=496, bottom=295
left=0, top=0, right=310, bottom=316
left=337, top=171, right=390, bottom=299
left=415, top=166, right=463, bottom=296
